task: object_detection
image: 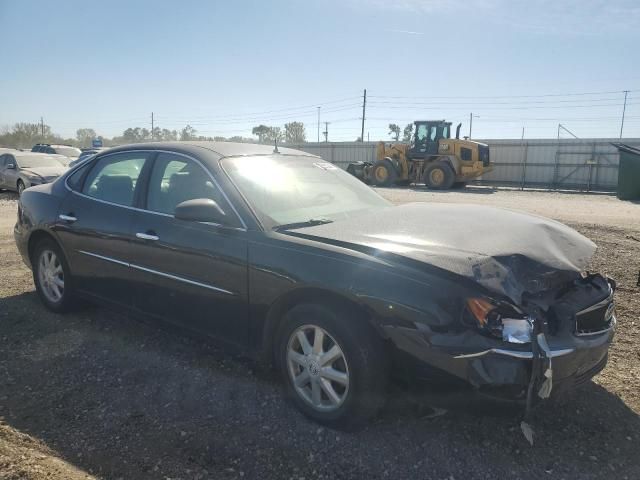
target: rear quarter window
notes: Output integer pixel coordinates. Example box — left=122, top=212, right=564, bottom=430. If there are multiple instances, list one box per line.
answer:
left=66, top=162, right=92, bottom=191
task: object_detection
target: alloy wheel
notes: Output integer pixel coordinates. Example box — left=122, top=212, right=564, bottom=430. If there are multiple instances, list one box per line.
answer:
left=286, top=324, right=350, bottom=412
left=38, top=249, right=64, bottom=303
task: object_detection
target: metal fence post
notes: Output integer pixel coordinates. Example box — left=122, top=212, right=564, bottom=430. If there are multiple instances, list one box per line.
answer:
left=520, top=142, right=528, bottom=190
left=552, top=144, right=561, bottom=190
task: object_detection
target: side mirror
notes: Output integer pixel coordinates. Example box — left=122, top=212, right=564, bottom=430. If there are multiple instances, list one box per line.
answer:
left=6, top=163, right=15, bottom=170
left=174, top=198, right=226, bottom=224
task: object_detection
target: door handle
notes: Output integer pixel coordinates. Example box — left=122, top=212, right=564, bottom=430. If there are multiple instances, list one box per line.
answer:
left=136, top=232, right=159, bottom=241
left=58, top=214, right=77, bottom=222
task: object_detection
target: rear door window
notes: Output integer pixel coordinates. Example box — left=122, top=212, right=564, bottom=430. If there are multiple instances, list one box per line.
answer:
left=82, top=152, right=150, bottom=206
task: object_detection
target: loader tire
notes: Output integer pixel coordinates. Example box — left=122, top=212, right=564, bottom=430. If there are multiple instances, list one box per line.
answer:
left=372, top=159, right=397, bottom=187
left=424, top=162, right=455, bottom=190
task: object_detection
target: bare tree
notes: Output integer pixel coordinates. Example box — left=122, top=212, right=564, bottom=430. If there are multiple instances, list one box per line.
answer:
left=388, top=123, right=401, bottom=141
left=402, top=123, right=413, bottom=142
left=284, top=121, right=306, bottom=143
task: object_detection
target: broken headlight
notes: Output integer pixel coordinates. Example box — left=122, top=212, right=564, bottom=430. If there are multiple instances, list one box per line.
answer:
left=466, top=298, right=533, bottom=344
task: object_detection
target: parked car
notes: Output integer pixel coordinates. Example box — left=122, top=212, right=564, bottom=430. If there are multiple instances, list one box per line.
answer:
left=69, top=148, right=106, bottom=167
left=0, top=151, right=68, bottom=194
left=31, top=144, right=81, bottom=163
left=14, top=142, right=616, bottom=428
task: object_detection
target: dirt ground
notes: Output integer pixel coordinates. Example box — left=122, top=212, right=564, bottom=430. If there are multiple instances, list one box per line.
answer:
left=1, top=187, right=639, bottom=480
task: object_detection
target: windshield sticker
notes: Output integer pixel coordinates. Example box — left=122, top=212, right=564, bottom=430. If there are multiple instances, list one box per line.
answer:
left=313, top=162, right=338, bottom=170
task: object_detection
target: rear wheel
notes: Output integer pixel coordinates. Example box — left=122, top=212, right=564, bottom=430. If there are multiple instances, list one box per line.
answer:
left=277, top=303, right=388, bottom=429
left=371, top=159, right=397, bottom=187
left=17, top=180, right=25, bottom=195
left=32, top=239, right=77, bottom=313
left=424, top=162, right=455, bottom=190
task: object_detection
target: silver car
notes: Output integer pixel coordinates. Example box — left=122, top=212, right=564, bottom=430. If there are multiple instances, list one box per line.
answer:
left=0, top=151, right=68, bottom=194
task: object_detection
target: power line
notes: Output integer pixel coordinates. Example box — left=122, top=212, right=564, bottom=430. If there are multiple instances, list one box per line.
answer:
left=366, top=102, right=638, bottom=111
left=156, top=96, right=361, bottom=121
left=366, top=96, right=627, bottom=106
left=368, top=88, right=638, bottom=100
left=156, top=104, right=361, bottom=125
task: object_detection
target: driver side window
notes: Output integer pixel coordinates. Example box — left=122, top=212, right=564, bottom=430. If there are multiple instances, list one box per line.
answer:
left=146, top=153, right=237, bottom=226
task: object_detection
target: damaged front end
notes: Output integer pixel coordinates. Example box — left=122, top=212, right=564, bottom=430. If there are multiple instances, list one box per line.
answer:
left=456, top=273, right=616, bottom=443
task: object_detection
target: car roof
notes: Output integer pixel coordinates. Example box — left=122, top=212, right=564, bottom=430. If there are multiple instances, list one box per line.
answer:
left=10, top=151, right=67, bottom=158
left=104, top=141, right=318, bottom=159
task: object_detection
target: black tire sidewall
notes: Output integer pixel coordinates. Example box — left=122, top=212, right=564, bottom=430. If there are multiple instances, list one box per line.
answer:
left=425, top=162, right=454, bottom=189
left=32, top=238, right=75, bottom=313
left=276, top=303, right=387, bottom=428
left=17, top=180, right=25, bottom=195
left=372, top=160, right=397, bottom=187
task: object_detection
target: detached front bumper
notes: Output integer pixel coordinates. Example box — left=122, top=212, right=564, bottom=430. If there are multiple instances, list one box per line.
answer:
left=385, top=319, right=614, bottom=402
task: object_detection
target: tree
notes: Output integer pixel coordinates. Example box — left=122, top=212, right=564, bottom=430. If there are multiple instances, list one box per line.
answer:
left=0, top=122, right=53, bottom=149
left=180, top=125, right=197, bottom=141
left=263, top=126, right=284, bottom=144
left=388, top=123, right=401, bottom=141
left=76, top=128, right=97, bottom=148
left=284, top=121, right=306, bottom=144
left=228, top=136, right=255, bottom=143
left=252, top=125, right=270, bottom=143
left=160, top=129, right=178, bottom=141
left=402, top=123, right=414, bottom=142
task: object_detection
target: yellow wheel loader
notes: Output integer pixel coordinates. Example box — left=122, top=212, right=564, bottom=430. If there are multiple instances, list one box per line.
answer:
left=347, top=120, right=491, bottom=189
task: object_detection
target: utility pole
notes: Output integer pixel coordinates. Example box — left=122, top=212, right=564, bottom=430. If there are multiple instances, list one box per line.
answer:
left=360, top=89, right=366, bottom=142
left=367, top=132, right=369, bottom=142
left=521, top=127, right=525, bottom=140
left=620, top=90, right=629, bottom=139
left=323, top=122, right=330, bottom=142
left=40, top=117, right=44, bottom=138
left=317, top=106, right=321, bottom=143
left=151, top=112, right=154, bottom=140
left=469, top=113, right=479, bottom=138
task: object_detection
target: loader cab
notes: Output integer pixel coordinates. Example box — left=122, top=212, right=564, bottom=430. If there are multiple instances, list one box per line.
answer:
left=411, top=121, right=452, bottom=158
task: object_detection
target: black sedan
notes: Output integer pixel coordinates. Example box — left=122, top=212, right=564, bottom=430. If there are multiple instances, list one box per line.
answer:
left=14, top=142, right=615, bottom=428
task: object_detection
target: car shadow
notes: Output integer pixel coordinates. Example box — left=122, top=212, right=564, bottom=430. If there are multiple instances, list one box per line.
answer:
left=406, top=185, right=498, bottom=194
left=1, top=291, right=639, bottom=478
left=0, top=190, right=19, bottom=200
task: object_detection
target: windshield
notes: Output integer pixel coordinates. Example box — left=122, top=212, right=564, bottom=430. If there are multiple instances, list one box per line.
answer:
left=222, top=155, right=391, bottom=228
left=54, top=146, right=81, bottom=157
left=16, top=155, right=64, bottom=169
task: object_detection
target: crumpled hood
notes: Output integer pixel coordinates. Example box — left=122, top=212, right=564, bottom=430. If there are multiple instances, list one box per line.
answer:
left=287, top=203, right=596, bottom=304
left=21, top=165, right=66, bottom=179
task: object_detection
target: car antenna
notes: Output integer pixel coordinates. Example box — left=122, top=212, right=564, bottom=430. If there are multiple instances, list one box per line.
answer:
left=273, top=138, right=280, bottom=154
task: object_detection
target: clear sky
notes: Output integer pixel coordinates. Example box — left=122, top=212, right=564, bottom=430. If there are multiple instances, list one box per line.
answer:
left=1, top=0, right=639, bottom=141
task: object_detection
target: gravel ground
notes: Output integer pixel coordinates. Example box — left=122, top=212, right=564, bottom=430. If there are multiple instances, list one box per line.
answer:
left=1, top=188, right=639, bottom=480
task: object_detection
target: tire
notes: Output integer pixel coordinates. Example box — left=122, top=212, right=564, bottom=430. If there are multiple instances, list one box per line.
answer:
left=451, top=181, right=467, bottom=189
left=371, top=159, right=397, bottom=187
left=32, top=238, right=77, bottom=313
left=276, top=303, right=389, bottom=429
left=17, top=180, right=25, bottom=195
left=424, top=162, right=455, bottom=190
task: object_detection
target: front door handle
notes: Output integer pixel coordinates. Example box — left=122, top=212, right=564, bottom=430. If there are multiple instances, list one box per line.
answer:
left=136, top=232, right=159, bottom=241
left=59, top=214, right=77, bottom=222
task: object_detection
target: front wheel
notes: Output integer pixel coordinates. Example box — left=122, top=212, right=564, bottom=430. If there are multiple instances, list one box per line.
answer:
left=17, top=180, right=25, bottom=195
left=277, top=303, right=388, bottom=429
left=424, top=162, right=455, bottom=190
left=33, top=239, right=77, bottom=313
left=371, top=159, right=397, bottom=187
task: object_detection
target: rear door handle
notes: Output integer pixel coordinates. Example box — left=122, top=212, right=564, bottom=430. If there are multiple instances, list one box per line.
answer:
left=136, top=232, right=159, bottom=241
left=58, top=214, right=77, bottom=222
